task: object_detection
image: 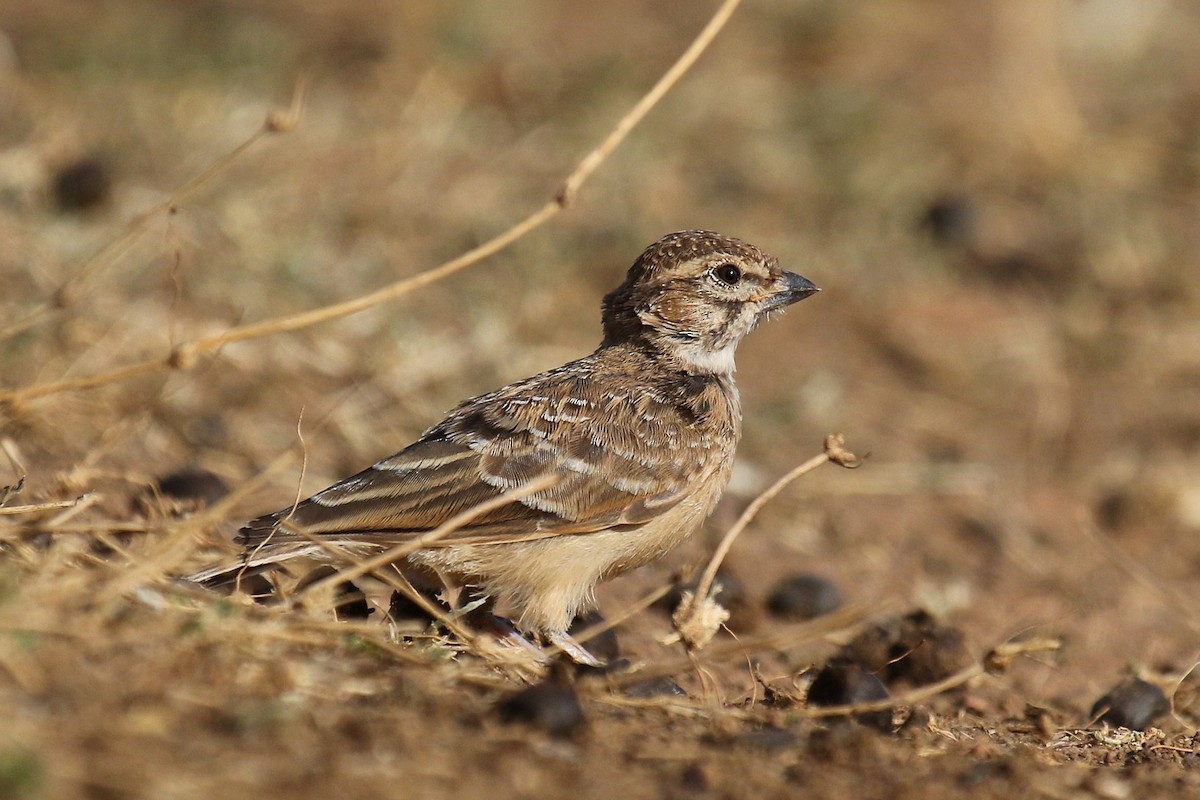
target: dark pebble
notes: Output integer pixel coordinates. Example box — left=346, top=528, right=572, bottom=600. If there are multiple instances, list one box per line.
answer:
left=155, top=469, right=229, bottom=507
left=1094, top=490, right=1134, bottom=531
left=919, top=194, right=975, bottom=246
left=52, top=156, right=112, bottom=212
left=498, top=682, right=585, bottom=737
left=1090, top=679, right=1169, bottom=731
left=387, top=588, right=447, bottom=625
left=807, top=659, right=892, bottom=731
left=898, top=624, right=970, bottom=686
left=766, top=573, right=842, bottom=620
left=679, top=761, right=711, bottom=792
left=842, top=609, right=971, bottom=687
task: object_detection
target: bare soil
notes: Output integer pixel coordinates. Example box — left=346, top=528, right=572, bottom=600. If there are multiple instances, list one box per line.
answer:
left=2, top=2, right=1200, bottom=798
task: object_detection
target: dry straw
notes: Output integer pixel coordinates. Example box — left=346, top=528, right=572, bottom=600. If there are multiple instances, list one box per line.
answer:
left=1, top=0, right=880, bottom=690
left=0, top=0, right=744, bottom=411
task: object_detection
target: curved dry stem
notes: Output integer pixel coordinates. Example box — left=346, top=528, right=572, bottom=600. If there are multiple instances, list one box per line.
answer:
left=0, top=0, right=743, bottom=409
left=691, top=450, right=828, bottom=605
left=672, top=435, right=861, bottom=652
left=693, top=434, right=860, bottom=606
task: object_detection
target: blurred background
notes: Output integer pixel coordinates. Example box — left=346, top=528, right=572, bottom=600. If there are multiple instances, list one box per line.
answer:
left=2, top=0, right=1199, bottom=706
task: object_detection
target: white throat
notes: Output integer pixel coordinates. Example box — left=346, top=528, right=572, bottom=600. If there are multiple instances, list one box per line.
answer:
left=670, top=340, right=738, bottom=375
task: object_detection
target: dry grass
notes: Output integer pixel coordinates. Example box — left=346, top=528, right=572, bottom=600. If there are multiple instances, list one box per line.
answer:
left=3, top=1, right=1200, bottom=797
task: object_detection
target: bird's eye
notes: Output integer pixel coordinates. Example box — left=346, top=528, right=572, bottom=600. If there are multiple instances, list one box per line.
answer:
left=713, top=263, right=742, bottom=286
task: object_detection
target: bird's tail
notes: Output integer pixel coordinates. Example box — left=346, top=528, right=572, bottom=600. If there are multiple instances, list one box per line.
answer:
left=185, top=542, right=324, bottom=589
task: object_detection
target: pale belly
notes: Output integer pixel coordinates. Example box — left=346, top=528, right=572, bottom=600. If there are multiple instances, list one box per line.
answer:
left=407, top=485, right=720, bottom=634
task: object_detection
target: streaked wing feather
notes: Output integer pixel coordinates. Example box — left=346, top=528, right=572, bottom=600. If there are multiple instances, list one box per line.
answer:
left=237, top=365, right=696, bottom=551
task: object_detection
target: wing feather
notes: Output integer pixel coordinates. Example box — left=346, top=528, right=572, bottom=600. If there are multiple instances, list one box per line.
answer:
left=237, top=357, right=713, bottom=552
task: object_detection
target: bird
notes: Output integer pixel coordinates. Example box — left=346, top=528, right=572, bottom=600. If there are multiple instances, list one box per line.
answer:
left=192, top=230, right=818, bottom=665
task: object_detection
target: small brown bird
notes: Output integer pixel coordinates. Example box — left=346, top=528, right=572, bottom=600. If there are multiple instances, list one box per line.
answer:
left=195, top=230, right=818, bottom=664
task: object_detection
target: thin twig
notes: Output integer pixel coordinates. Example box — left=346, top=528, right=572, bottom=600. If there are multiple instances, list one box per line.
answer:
left=693, top=434, right=861, bottom=606
left=0, top=0, right=743, bottom=407
left=0, top=497, right=83, bottom=516
left=796, top=637, right=1061, bottom=719
left=605, top=603, right=882, bottom=689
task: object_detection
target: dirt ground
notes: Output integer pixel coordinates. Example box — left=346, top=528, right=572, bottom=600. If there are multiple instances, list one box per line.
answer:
left=3, top=1, right=1200, bottom=798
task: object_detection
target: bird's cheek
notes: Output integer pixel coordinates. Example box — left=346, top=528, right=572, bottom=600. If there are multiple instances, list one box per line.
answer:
left=641, top=296, right=695, bottom=333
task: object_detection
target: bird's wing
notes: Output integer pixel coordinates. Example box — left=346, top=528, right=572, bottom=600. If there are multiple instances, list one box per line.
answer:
left=238, top=364, right=708, bottom=550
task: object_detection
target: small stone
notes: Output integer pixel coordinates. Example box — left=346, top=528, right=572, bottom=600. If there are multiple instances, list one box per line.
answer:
left=806, top=659, right=892, bottom=731
left=155, top=469, right=228, bottom=507
left=386, top=588, right=448, bottom=625
left=498, top=682, right=585, bottom=737
left=842, top=609, right=970, bottom=687
left=766, top=574, right=842, bottom=620
left=52, top=156, right=111, bottom=212
left=1090, top=679, right=1168, bottom=731
left=920, top=195, right=975, bottom=246
left=679, top=761, right=712, bottom=792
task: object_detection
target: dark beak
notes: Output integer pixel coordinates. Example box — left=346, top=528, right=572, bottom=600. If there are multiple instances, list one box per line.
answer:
left=770, top=271, right=820, bottom=309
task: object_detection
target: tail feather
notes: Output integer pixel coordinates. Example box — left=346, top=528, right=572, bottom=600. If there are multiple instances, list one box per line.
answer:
left=236, top=509, right=289, bottom=549
left=186, top=542, right=323, bottom=589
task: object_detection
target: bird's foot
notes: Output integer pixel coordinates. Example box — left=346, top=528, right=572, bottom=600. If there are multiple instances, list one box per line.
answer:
left=460, top=604, right=605, bottom=668
left=546, top=630, right=605, bottom=668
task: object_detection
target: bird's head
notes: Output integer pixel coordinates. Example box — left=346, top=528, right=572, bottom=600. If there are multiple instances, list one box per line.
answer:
left=602, top=230, right=818, bottom=375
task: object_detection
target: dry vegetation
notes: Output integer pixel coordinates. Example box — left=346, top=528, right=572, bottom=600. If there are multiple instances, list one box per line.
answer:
left=3, top=1, right=1200, bottom=798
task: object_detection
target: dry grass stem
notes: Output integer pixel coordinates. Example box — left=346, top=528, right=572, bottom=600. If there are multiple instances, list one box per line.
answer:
left=673, top=434, right=860, bottom=650
left=0, top=497, right=84, bottom=516
left=610, top=603, right=882, bottom=690
left=796, top=637, right=1062, bottom=720
left=0, top=0, right=742, bottom=409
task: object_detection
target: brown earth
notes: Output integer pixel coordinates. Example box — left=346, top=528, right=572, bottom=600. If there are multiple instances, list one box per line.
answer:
left=2, top=1, right=1200, bottom=798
